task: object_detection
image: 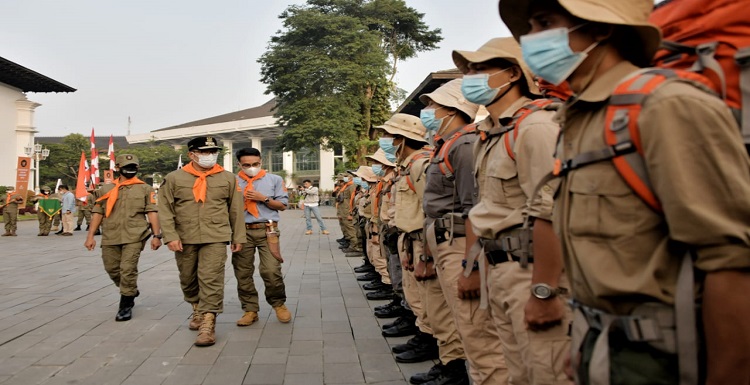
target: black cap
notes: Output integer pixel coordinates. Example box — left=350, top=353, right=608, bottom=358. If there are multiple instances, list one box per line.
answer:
left=187, top=136, right=221, bottom=151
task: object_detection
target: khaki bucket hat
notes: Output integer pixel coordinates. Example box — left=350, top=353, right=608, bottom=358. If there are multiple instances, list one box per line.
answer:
left=498, top=0, right=661, bottom=64
left=419, top=79, right=480, bottom=121
left=375, top=113, right=428, bottom=144
left=452, top=37, right=540, bottom=96
left=366, top=148, right=396, bottom=168
left=351, top=166, right=378, bottom=183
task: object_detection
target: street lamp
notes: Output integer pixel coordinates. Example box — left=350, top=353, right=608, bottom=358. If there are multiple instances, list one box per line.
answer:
left=24, top=143, right=50, bottom=193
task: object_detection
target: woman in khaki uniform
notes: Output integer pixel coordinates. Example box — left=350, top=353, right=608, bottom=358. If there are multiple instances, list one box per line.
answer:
left=454, top=37, right=571, bottom=385
left=84, top=154, right=162, bottom=322
left=499, top=0, right=750, bottom=383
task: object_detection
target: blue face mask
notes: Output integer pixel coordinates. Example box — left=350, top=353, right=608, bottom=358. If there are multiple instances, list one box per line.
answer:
left=372, top=164, right=385, bottom=177
left=420, top=108, right=444, bottom=133
left=461, top=69, right=511, bottom=105
left=359, top=181, right=370, bottom=190
left=353, top=177, right=362, bottom=185
left=520, top=25, right=598, bottom=86
left=384, top=152, right=397, bottom=163
left=379, top=137, right=397, bottom=157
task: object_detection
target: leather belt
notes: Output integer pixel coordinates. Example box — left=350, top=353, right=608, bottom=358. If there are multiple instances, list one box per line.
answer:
left=485, top=249, right=534, bottom=265
left=246, top=221, right=276, bottom=230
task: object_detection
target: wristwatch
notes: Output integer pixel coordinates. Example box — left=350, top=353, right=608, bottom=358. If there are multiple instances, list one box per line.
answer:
left=264, top=197, right=270, bottom=204
left=531, top=283, right=568, bottom=300
left=153, top=234, right=163, bottom=239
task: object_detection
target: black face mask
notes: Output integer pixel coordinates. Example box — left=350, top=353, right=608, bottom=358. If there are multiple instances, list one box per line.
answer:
left=120, top=166, right=138, bottom=179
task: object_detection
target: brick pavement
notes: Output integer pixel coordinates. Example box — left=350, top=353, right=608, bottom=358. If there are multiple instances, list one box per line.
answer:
left=0, top=207, right=435, bottom=384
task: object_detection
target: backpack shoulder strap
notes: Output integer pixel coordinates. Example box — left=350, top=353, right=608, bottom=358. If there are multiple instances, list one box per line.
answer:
left=503, top=99, right=560, bottom=161
left=554, top=68, right=715, bottom=212
left=405, top=151, right=431, bottom=193
left=431, top=123, right=477, bottom=181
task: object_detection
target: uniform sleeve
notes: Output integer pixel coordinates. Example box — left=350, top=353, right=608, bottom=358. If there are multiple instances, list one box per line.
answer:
left=515, top=112, right=559, bottom=221
left=274, top=176, right=289, bottom=205
left=157, top=175, right=179, bottom=243
left=640, top=84, right=750, bottom=272
left=143, top=185, right=158, bottom=212
left=449, top=139, right=477, bottom=216
left=228, top=174, right=247, bottom=244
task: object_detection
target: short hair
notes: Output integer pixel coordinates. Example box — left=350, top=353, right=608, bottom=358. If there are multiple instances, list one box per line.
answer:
left=59, top=184, right=69, bottom=190
left=404, top=138, right=425, bottom=150
left=235, top=147, right=261, bottom=161
left=303, top=179, right=312, bottom=184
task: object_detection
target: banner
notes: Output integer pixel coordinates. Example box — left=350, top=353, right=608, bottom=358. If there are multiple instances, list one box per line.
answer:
left=15, top=157, right=31, bottom=206
left=37, top=198, right=61, bottom=218
left=103, top=170, right=114, bottom=184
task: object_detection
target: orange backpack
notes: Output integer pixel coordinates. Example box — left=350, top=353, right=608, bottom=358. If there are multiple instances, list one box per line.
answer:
left=650, top=0, right=750, bottom=148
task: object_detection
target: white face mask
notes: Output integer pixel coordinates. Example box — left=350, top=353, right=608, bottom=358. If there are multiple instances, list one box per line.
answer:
left=243, top=166, right=261, bottom=177
left=196, top=153, right=219, bottom=168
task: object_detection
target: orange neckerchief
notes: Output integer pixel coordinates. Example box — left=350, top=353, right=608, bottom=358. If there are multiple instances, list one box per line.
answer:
left=96, top=178, right=146, bottom=217
left=181, top=162, right=225, bottom=203
left=341, top=181, right=354, bottom=208
left=237, top=169, right=267, bottom=218
left=372, top=181, right=384, bottom=218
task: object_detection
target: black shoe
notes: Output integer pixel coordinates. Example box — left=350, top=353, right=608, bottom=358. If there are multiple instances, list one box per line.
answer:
left=115, top=295, right=135, bottom=322
left=374, top=297, right=401, bottom=312
left=363, top=281, right=389, bottom=291
left=423, top=359, right=470, bottom=385
left=55, top=229, right=64, bottom=235
left=74, top=225, right=81, bottom=231
left=410, top=363, right=445, bottom=384
left=366, top=289, right=394, bottom=301
left=383, top=313, right=414, bottom=329
left=392, top=331, right=433, bottom=354
left=353, top=264, right=375, bottom=273
left=357, top=272, right=379, bottom=281
left=382, top=315, right=418, bottom=337
left=336, top=237, right=346, bottom=243
left=395, top=340, right=439, bottom=363
left=374, top=304, right=407, bottom=318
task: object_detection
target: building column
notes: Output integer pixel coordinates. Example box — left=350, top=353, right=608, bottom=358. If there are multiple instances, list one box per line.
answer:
left=16, top=97, right=41, bottom=193
left=250, top=136, right=262, bottom=152
left=223, top=139, right=234, bottom=173
left=282, top=151, right=294, bottom=187
left=319, top=144, right=335, bottom=191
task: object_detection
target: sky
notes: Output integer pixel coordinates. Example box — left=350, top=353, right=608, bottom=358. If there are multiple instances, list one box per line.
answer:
left=0, top=0, right=512, bottom=137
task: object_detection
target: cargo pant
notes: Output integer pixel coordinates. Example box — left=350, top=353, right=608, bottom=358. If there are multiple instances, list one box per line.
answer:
left=102, top=241, right=146, bottom=297
left=52, top=212, right=61, bottom=229
left=435, top=235, right=509, bottom=384
left=232, top=227, right=286, bottom=312
left=37, top=211, right=52, bottom=235
left=488, top=262, right=572, bottom=385
left=176, top=242, right=228, bottom=314
left=342, top=217, right=359, bottom=249
left=367, top=226, right=390, bottom=284
left=77, top=208, right=92, bottom=227
left=3, top=205, right=18, bottom=233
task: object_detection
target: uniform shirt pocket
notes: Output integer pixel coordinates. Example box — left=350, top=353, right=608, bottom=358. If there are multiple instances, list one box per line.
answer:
left=484, top=158, right=520, bottom=206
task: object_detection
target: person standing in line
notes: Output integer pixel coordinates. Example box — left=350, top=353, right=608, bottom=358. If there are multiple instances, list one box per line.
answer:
left=158, top=136, right=245, bottom=347
left=232, top=147, right=292, bottom=327
left=58, top=185, right=76, bottom=236
left=75, top=187, right=93, bottom=231
left=300, top=179, right=329, bottom=235
left=84, top=154, right=162, bottom=322
left=1, top=187, right=24, bottom=237
left=29, top=186, right=55, bottom=236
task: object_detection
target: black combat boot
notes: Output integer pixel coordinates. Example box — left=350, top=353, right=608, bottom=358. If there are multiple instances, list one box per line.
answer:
left=382, top=313, right=418, bottom=337
left=74, top=225, right=81, bottom=231
left=410, top=362, right=445, bottom=384
left=115, top=295, right=135, bottom=322
left=423, top=359, right=470, bottom=385
left=395, top=333, right=439, bottom=363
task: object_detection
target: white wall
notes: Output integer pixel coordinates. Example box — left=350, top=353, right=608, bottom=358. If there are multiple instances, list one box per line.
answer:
left=0, top=84, right=30, bottom=187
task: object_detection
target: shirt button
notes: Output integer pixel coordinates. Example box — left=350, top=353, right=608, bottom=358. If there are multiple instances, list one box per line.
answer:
left=543, top=186, right=552, bottom=193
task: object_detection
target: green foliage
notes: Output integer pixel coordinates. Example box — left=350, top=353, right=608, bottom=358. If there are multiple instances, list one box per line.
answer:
left=259, top=0, right=441, bottom=162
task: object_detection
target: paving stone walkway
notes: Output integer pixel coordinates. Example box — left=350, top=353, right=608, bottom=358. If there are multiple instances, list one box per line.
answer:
left=0, top=207, right=434, bottom=384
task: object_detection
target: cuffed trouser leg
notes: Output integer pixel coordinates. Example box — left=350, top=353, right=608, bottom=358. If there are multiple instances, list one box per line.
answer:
left=488, top=262, right=572, bottom=385
left=176, top=243, right=228, bottom=314
left=436, top=236, right=508, bottom=384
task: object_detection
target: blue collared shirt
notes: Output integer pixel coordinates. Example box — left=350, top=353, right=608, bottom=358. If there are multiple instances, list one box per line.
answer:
left=236, top=173, right=289, bottom=223
left=61, top=191, right=77, bottom=213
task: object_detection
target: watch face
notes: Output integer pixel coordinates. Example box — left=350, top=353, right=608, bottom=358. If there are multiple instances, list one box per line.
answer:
left=533, top=285, right=552, bottom=299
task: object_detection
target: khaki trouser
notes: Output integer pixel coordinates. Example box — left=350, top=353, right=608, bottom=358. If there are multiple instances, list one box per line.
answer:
left=77, top=209, right=92, bottom=227
left=232, top=227, right=286, bottom=312
left=102, top=241, right=145, bottom=296
left=175, top=242, right=228, bottom=314
left=3, top=206, right=17, bottom=232
left=342, top=217, right=358, bottom=247
left=52, top=212, right=61, bottom=227
left=368, top=232, right=390, bottom=284
left=62, top=212, right=75, bottom=233
left=421, top=269, right=466, bottom=365
left=488, top=261, right=572, bottom=385
left=435, top=236, right=509, bottom=384
left=37, top=211, right=52, bottom=235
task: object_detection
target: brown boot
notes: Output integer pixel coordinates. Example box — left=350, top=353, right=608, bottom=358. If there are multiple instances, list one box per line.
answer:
left=188, top=303, right=202, bottom=330
left=236, top=311, right=259, bottom=326
left=1, top=232, right=10, bottom=237
left=273, top=305, right=292, bottom=323
left=194, top=313, right=216, bottom=347
left=10, top=231, right=16, bottom=236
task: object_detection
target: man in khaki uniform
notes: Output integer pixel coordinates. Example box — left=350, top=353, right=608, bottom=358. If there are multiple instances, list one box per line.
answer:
left=30, top=186, right=54, bottom=236
left=158, top=136, right=245, bottom=347
left=1, top=187, right=24, bottom=236
left=379, top=113, right=469, bottom=379
left=84, top=154, right=162, bottom=322
left=500, top=0, right=750, bottom=384
left=420, top=79, right=510, bottom=384
left=233, top=147, right=291, bottom=327
left=338, top=173, right=361, bottom=256
left=453, top=37, right=571, bottom=385
left=75, top=188, right=93, bottom=231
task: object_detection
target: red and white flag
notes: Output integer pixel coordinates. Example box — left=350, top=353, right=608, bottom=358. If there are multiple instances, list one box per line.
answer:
left=90, top=128, right=99, bottom=185
left=108, top=134, right=115, bottom=170
left=76, top=152, right=89, bottom=201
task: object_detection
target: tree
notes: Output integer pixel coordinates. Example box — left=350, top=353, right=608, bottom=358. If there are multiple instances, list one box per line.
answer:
left=259, top=0, right=441, bottom=164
